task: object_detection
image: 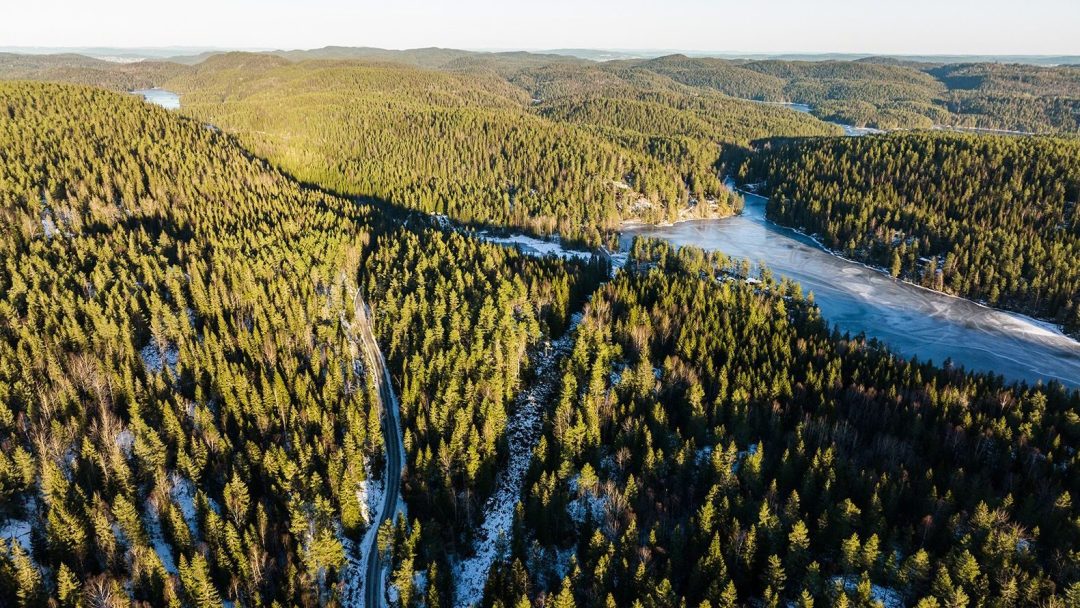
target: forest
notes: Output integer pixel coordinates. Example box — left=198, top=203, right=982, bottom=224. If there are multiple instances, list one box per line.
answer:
left=164, top=53, right=839, bottom=246
left=627, top=56, right=1080, bottom=133
left=0, top=51, right=1078, bottom=608
left=0, top=81, right=601, bottom=606
left=739, top=133, right=1080, bottom=334
left=477, top=240, right=1080, bottom=608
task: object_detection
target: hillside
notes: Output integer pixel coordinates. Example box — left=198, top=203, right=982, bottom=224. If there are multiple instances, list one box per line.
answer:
left=1, top=49, right=1079, bottom=608
left=168, top=56, right=750, bottom=245
left=0, top=80, right=600, bottom=605
left=0, top=52, right=189, bottom=91
left=485, top=240, right=1080, bottom=607
left=632, top=54, right=1080, bottom=132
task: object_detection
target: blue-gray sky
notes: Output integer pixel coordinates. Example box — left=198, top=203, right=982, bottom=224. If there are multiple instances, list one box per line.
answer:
left=3, top=0, right=1078, bottom=55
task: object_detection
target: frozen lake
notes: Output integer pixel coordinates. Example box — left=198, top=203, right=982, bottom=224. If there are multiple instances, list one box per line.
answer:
left=620, top=191, right=1080, bottom=387
left=132, top=88, right=180, bottom=110
left=749, top=99, right=885, bottom=136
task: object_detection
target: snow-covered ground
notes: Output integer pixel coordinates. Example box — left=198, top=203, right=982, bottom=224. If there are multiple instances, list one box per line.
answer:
left=566, top=477, right=610, bottom=528
left=453, top=314, right=583, bottom=608
left=169, top=473, right=198, bottom=535
left=829, top=576, right=904, bottom=608
left=479, top=232, right=593, bottom=261
left=144, top=499, right=178, bottom=574
left=140, top=343, right=179, bottom=375
left=340, top=467, right=386, bottom=606
left=0, top=516, right=33, bottom=553
left=116, top=429, right=134, bottom=457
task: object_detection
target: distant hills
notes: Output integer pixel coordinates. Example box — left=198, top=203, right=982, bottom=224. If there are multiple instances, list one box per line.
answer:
left=3, top=45, right=1078, bottom=133
left=3, top=45, right=1078, bottom=66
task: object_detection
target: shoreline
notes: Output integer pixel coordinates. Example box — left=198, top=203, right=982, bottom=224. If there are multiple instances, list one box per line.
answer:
left=729, top=185, right=1076, bottom=342
left=618, top=209, right=739, bottom=229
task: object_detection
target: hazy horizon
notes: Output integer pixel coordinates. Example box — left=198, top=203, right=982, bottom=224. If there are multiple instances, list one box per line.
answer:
left=4, top=45, right=1079, bottom=66
left=3, top=0, right=1079, bottom=57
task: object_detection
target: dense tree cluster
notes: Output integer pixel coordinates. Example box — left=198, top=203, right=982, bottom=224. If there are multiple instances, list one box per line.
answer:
left=740, top=133, right=1080, bottom=333
left=360, top=227, right=604, bottom=574
left=169, top=55, right=735, bottom=247
left=0, top=81, right=382, bottom=605
left=532, top=92, right=836, bottom=213
left=0, top=82, right=599, bottom=606
left=480, top=241, right=1080, bottom=607
left=2, top=57, right=1080, bottom=608
left=3, top=48, right=1078, bottom=135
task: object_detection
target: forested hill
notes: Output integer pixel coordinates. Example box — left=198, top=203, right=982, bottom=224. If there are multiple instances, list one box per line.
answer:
left=167, top=54, right=839, bottom=246
left=626, top=55, right=1080, bottom=133
left=2, top=79, right=1080, bottom=608
left=739, top=133, right=1080, bottom=333
left=484, top=240, right=1080, bottom=607
left=0, top=53, right=190, bottom=91
left=2, top=48, right=1079, bottom=134
left=0, top=80, right=383, bottom=605
left=0, top=81, right=603, bottom=605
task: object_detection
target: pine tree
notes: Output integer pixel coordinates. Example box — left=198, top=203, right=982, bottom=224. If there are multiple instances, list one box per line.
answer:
left=788, top=520, right=810, bottom=571
left=11, top=541, right=43, bottom=607
left=765, top=554, right=786, bottom=595
left=179, top=554, right=222, bottom=608
left=223, top=473, right=251, bottom=526
left=56, top=563, right=81, bottom=608
left=553, top=576, right=577, bottom=608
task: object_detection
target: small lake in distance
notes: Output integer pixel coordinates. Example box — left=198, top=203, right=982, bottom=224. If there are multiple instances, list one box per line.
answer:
left=132, top=88, right=180, bottom=110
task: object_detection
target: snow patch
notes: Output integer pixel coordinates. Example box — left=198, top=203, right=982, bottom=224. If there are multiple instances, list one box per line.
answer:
left=695, top=446, right=713, bottom=466
left=414, top=570, right=429, bottom=596
left=453, top=316, right=581, bottom=607
left=357, top=474, right=386, bottom=528
left=608, top=360, right=628, bottom=386
left=169, top=473, right=198, bottom=535
left=116, top=429, right=134, bottom=457
left=41, top=213, right=57, bottom=238
left=830, top=576, right=903, bottom=608
left=140, top=343, right=179, bottom=375
left=567, top=488, right=609, bottom=528
left=144, top=499, right=178, bottom=574
left=0, top=517, right=32, bottom=553
left=480, top=232, right=593, bottom=261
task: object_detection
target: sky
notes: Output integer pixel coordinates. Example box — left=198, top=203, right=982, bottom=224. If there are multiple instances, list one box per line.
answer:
left=2, top=0, right=1078, bottom=56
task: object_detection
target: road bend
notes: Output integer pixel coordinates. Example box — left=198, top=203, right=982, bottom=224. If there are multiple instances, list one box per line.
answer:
left=349, top=296, right=405, bottom=608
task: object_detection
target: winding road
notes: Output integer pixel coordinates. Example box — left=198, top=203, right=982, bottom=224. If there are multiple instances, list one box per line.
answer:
left=347, top=296, right=406, bottom=608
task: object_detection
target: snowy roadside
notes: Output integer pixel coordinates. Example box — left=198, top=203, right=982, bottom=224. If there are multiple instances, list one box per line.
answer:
left=339, top=299, right=389, bottom=608
left=340, top=470, right=386, bottom=606
left=338, top=292, right=408, bottom=608
left=452, top=313, right=582, bottom=608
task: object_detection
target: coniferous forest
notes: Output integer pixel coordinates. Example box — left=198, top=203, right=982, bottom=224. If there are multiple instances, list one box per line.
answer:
left=0, top=43, right=1079, bottom=608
